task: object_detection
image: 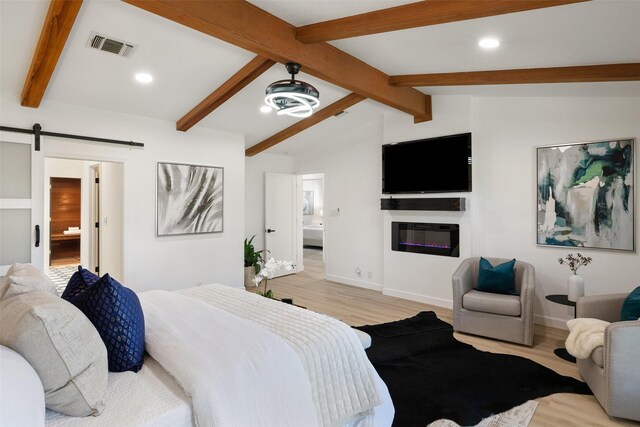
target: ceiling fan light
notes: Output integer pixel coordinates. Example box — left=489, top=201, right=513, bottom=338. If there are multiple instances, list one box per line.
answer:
left=264, top=63, right=320, bottom=118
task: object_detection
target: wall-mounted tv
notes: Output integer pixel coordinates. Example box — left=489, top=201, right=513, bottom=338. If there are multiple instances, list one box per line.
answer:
left=382, top=132, right=472, bottom=194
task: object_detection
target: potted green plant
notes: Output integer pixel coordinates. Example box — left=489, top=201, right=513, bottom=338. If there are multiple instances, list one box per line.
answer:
left=244, top=236, right=267, bottom=290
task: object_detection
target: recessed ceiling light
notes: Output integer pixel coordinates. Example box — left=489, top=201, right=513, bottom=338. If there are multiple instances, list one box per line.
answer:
left=135, top=72, right=153, bottom=84
left=260, top=105, right=272, bottom=113
left=478, top=38, right=500, bottom=49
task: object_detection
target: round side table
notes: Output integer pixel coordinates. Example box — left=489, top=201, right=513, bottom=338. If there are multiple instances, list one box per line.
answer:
left=545, top=294, right=577, bottom=363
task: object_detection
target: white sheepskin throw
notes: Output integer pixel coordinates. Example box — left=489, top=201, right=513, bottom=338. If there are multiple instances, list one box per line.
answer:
left=565, top=318, right=610, bottom=359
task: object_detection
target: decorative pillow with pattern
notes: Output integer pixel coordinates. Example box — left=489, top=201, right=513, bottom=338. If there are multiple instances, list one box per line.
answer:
left=61, top=266, right=100, bottom=303
left=68, top=274, right=145, bottom=373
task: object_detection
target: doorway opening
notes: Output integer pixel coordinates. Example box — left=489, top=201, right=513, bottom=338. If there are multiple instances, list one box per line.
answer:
left=49, top=177, right=81, bottom=266
left=301, top=173, right=325, bottom=279
left=43, top=157, right=124, bottom=293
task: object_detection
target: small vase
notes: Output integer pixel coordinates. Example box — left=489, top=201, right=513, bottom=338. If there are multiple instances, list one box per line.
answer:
left=244, top=266, right=255, bottom=291
left=567, top=274, right=585, bottom=302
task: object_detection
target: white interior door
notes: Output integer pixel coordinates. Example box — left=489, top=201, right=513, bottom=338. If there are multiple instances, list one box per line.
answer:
left=0, top=131, right=44, bottom=275
left=98, top=162, right=124, bottom=282
left=264, top=172, right=298, bottom=278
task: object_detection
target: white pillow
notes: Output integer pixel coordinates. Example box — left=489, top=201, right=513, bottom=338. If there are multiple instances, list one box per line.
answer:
left=0, top=345, right=45, bottom=427
left=0, top=287, right=108, bottom=416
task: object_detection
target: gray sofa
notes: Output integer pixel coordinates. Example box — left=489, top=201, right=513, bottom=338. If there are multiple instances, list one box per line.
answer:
left=576, top=293, right=640, bottom=421
left=452, top=257, right=535, bottom=346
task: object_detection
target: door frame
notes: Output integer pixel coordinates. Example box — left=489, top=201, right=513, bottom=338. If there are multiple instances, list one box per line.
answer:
left=89, top=164, right=100, bottom=275
left=40, top=144, right=127, bottom=282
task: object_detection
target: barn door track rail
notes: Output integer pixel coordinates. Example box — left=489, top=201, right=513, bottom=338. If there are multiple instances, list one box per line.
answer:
left=0, top=123, right=144, bottom=151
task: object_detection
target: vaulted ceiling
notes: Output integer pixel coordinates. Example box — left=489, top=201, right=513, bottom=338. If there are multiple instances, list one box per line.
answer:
left=2, top=0, right=640, bottom=157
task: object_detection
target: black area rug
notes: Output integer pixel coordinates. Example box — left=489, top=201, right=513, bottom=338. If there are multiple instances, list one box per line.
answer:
left=355, top=311, right=591, bottom=427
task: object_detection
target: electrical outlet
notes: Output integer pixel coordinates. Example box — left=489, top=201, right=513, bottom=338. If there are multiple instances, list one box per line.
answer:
left=355, top=267, right=362, bottom=277
left=367, top=271, right=372, bottom=280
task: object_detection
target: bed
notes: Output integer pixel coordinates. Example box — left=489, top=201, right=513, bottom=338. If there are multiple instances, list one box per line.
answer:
left=42, top=284, right=394, bottom=427
left=303, top=224, right=324, bottom=247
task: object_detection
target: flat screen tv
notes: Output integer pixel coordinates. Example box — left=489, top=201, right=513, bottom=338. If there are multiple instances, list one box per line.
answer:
left=382, top=132, right=472, bottom=194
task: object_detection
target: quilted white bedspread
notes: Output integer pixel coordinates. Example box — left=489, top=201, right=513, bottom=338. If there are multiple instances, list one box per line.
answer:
left=46, top=357, right=193, bottom=426
left=140, top=290, right=319, bottom=427
left=179, top=284, right=382, bottom=427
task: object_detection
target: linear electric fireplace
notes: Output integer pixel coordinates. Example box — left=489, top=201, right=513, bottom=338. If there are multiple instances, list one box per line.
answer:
left=392, top=222, right=459, bottom=257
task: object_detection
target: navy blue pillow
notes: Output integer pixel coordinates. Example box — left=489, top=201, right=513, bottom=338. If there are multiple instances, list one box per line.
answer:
left=476, top=257, right=517, bottom=295
left=61, top=266, right=100, bottom=303
left=621, top=286, right=640, bottom=321
left=69, top=274, right=145, bottom=372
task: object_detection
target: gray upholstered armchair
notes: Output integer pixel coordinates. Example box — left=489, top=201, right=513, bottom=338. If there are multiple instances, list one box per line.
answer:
left=452, top=257, right=535, bottom=346
left=576, top=294, right=640, bottom=421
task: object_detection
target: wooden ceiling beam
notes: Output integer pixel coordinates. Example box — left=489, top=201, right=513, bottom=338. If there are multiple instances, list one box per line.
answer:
left=177, top=56, right=275, bottom=131
left=21, top=0, right=83, bottom=108
left=296, top=0, right=589, bottom=43
left=245, top=93, right=365, bottom=157
left=389, top=63, right=640, bottom=86
left=123, top=0, right=431, bottom=122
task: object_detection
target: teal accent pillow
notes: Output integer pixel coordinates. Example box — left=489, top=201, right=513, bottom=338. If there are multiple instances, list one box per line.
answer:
left=476, top=257, right=517, bottom=295
left=620, top=286, right=640, bottom=321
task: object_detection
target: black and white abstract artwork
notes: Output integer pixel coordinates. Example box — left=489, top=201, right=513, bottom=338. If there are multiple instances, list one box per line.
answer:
left=157, top=162, right=223, bottom=236
left=537, top=139, right=634, bottom=250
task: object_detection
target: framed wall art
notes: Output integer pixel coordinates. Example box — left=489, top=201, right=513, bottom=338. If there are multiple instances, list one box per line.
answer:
left=536, top=138, right=634, bottom=251
left=156, top=162, right=223, bottom=236
left=303, top=191, right=314, bottom=215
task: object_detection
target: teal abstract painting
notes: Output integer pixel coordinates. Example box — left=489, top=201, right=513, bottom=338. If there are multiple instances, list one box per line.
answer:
left=537, top=139, right=634, bottom=251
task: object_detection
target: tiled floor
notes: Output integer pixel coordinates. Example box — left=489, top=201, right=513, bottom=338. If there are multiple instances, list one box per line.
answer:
left=44, top=264, right=78, bottom=295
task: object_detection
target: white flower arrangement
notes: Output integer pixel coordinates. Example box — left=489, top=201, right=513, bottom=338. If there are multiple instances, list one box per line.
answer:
left=253, top=258, right=294, bottom=298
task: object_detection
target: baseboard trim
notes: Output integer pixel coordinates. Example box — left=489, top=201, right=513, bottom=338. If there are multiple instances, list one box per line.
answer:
left=534, top=314, right=570, bottom=330
left=382, top=287, right=453, bottom=309
left=325, top=274, right=383, bottom=292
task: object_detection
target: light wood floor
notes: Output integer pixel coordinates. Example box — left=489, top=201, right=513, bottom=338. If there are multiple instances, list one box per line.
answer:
left=267, top=249, right=639, bottom=427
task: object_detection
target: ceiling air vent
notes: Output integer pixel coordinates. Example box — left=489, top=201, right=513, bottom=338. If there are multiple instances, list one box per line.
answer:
left=87, top=32, right=137, bottom=58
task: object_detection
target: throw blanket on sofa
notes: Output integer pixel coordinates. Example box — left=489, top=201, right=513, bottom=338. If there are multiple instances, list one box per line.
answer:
left=139, top=291, right=319, bottom=427
left=179, top=284, right=382, bottom=427
left=566, top=318, right=610, bottom=359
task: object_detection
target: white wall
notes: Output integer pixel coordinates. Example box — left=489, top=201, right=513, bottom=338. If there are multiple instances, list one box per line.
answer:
left=382, top=96, right=473, bottom=305
left=472, top=96, right=640, bottom=327
left=295, top=117, right=385, bottom=290
left=1, top=96, right=245, bottom=292
left=292, top=94, right=640, bottom=328
left=244, top=153, right=293, bottom=252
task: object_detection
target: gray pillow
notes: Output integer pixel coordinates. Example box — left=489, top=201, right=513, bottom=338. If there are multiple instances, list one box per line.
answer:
left=0, top=286, right=108, bottom=417
left=0, top=263, right=57, bottom=300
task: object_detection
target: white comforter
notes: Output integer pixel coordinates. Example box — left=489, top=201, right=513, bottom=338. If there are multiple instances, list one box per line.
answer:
left=179, top=285, right=382, bottom=427
left=140, top=291, right=319, bottom=427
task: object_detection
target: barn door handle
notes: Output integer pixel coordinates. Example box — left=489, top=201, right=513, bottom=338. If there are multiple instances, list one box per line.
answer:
left=35, top=225, right=40, bottom=247
left=266, top=229, right=276, bottom=233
